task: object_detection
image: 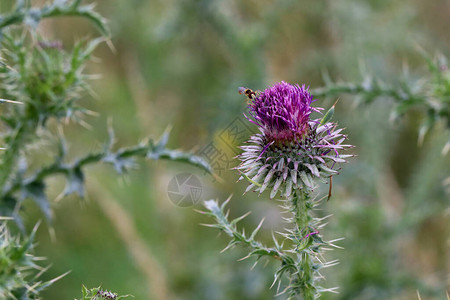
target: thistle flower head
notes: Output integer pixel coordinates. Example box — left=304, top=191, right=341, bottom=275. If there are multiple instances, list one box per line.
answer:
left=248, top=81, right=315, bottom=144
left=238, top=82, right=353, bottom=198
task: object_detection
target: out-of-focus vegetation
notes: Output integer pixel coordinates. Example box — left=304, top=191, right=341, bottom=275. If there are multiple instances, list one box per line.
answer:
left=1, top=0, right=448, bottom=299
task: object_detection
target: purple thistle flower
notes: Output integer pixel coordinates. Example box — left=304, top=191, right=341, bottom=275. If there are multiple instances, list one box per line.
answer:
left=248, top=81, right=317, bottom=144
left=238, top=82, right=353, bottom=198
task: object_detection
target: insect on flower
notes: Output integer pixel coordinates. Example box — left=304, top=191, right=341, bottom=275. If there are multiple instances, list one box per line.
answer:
left=238, top=87, right=257, bottom=103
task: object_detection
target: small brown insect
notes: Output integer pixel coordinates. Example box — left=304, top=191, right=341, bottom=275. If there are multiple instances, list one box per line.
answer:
left=327, top=175, right=333, bottom=201
left=238, top=87, right=256, bottom=102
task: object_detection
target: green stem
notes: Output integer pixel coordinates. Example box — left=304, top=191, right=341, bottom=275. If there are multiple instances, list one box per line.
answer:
left=290, top=189, right=318, bottom=300
left=0, top=121, right=31, bottom=192
left=1, top=138, right=211, bottom=198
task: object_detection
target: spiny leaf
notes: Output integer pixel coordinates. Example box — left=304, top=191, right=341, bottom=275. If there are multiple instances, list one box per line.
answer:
left=319, top=99, right=338, bottom=126
left=64, top=167, right=85, bottom=198
left=22, top=181, right=52, bottom=221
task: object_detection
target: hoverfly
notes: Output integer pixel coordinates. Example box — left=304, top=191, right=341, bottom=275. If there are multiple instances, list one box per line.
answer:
left=238, top=87, right=257, bottom=103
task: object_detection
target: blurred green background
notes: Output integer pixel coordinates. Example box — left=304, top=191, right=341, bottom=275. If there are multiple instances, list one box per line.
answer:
left=10, top=0, right=449, bottom=299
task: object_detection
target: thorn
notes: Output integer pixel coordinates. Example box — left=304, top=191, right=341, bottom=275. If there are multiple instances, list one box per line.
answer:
left=250, top=260, right=259, bottom=270
left=31, top=220, right=42, bottom=235
left=237, top=254, right=252, bottom=261
left=328, top=243, right=344, bottom=250
left=332, top=97, right=340, bottom=108
left=33, top=264, right=52, bottom=280
left=250, top=217, right=265, bottom=239
left=327, top=237, right=345, bottom=243
left=220, top=243, right=234, bottom=253
left=317, top=222, right=329, bottom=229
left=199, top=223, right=219, bottom=228
left=84, top=109, right=100, bottom=117
left=105, top=38, right=117, bottom=55
left=0, top=98, right=24, bottom=104
left=48, top=227, right=56, bottom=244
left=221, top=195, right=233, bottom=209
left=232, top=211, right=251, bottom=224
left=270, top=274, right=279, bottom=289
left=48, top=270, right=71, bottom=285
left=321, top=247, right=333, bottom=251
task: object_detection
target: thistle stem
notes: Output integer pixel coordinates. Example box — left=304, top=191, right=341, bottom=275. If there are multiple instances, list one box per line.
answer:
left=289, top=189, right=318, bottom=300
left=0, top=122, right=29, bottom=191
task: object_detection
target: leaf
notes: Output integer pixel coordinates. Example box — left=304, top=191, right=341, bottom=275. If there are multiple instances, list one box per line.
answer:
left=156, top=149, right=213, bottom=175
left=241, top=172, right=262, bottom=187
left=299, top=172, right=314, bottom=190
left=319, top=99, right=338, bottom=126
left=270, top=176, right=283, bottom=199
left=203, top=200, right=221, bottom=215
left=285, top=177, right=293, bottom=197
left=64, top=167, right=85, bottom=197
left=1, top=0, right=110, bottom=36
left=304, top=163, right=320, bottom=177
left=104, top=152, right=135, bottom=174
left=22, top=181, right=52, bottom=221
left=24, top=9, right=41, bottom=28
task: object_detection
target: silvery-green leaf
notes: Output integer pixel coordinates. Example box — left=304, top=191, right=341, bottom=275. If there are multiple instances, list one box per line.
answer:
left=277, top=158, right=284, bottom=171
left=319, top=164, right=338, bottom=174
left=264, top=169, right=275, bottom=185
left=291, top=169, right=298, bottom=184
left=282, top=166, right=289, bottom=180
left=259, top=180, right=270, bottom=194
left=250, top=173, right=264, bottom=184
left=313, top=156, right=326, bottom=164
left=322, top=156, right=346, bottom=163
left=285, top=178, right=293, bottom=197
left=244, top=183, right=255, bottom=194
left=270, top=176, right=283, bottom=199
left=299, top=171, right=313, bottom=189
left=306, top=173, right=315, bottom=189
left=305, top=163, right=320, bottom=177
left=257, top=164, right=270, bottom=176
left=338, top=154, right=354, bottom=159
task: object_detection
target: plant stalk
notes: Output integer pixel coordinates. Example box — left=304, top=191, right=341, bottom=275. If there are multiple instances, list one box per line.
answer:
left=290, top=189, right=318, bottom=300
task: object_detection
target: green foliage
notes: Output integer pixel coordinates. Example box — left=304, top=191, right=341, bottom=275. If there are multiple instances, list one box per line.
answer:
left=0, top=0, right=111, bottom=226
left=0, top=0, right=445, bottom=299
left=202, top=194, right=341, bottom=299
left=0, top=1, right=212, bottom=298
left=0, top=0, right=109, bottom=36
left=312, top=52, right=450, bottom=149
left=0, top=0, right=211, bottom=226
left=0, top=33, right=102, bottom=123
left=1, top=129, right=211, bottom=227
left=0, top=220, right=68, bottom=299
